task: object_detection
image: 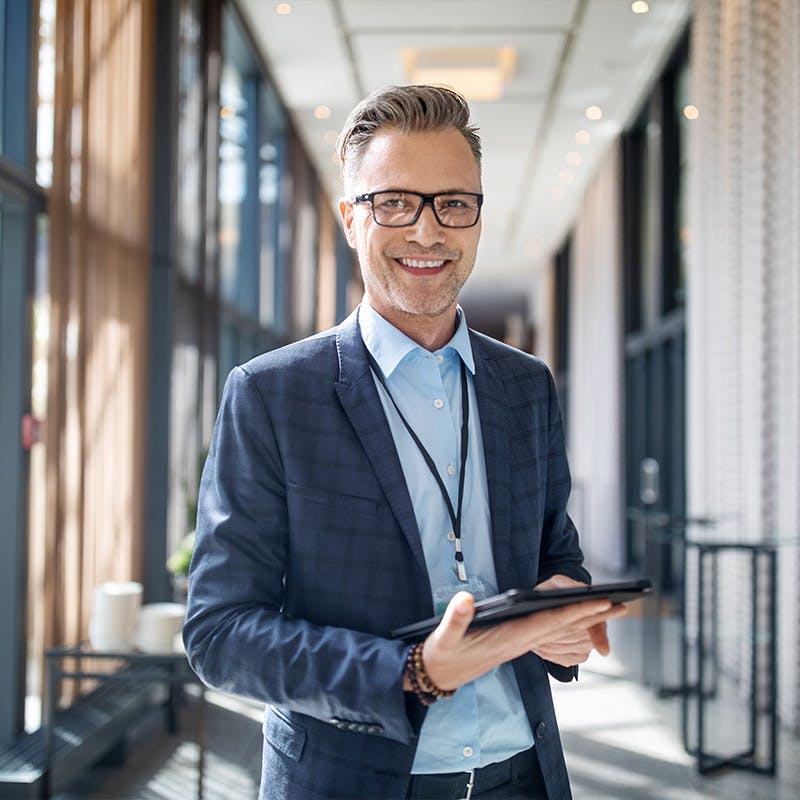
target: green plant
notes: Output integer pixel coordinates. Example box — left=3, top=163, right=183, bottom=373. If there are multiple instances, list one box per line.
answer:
left=167, top=531, right=196, bottom=576
left=166, top=448, right=207, bottom=576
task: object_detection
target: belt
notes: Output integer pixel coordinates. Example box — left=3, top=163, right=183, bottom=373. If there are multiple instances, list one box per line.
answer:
left=407, top=747, right=541, bottom=800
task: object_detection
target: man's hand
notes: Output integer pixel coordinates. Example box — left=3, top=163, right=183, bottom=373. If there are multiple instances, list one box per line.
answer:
left=530, top=574, right=625, bottom=665
left=417, top=582, right=627, bottom=692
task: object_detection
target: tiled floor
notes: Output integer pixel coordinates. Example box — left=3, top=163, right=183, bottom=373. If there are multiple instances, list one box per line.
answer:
left=552, top=617, right=800, bottom=800
left=54, top=617, right=800, bottom=800
left=53, top=690, right=263, bottom=800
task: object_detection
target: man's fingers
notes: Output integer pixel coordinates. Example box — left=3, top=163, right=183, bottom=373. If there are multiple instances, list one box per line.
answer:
left=432, top=591, right=475, bottom=649
left=589, top=621, right=610, bottom=656
left=555, top=598, right=613, bottom=625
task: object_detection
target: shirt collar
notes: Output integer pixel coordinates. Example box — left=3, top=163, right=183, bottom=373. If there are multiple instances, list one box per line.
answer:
left=359, top=299, right=476, bottom=378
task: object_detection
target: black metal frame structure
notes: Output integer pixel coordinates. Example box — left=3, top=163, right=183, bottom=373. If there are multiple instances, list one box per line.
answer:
left=681, top=542, right=778, bottom=775
left=43, top=646, right=206, bottom=799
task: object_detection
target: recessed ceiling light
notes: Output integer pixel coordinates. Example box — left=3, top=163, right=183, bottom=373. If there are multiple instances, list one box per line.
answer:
left=631, top=1, right=650, bottom=13
left=314, top=105, right=331, bottom=120
left=219, top=105, right=235, bottom=119
left=565, top=151, right=583, bottom=167
left=275, top=2, right=293, bottom=15
left=404, top=47, right=517, bottom=101
left=585, top=105, right=603, bottom=121
left=683, top=104, right=700, bottom=120
left=575, top=130, right=591, bottom=145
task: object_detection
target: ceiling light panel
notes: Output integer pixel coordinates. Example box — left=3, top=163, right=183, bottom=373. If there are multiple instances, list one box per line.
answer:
left=351, top=31, right=562, bottom=99
left=403, top=47, right=517, bottom=101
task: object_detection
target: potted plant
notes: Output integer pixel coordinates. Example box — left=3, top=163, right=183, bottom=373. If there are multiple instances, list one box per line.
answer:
left=166, top=449, right=207, bottom=602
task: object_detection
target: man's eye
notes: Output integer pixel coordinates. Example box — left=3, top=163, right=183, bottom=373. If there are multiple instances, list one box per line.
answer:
left=441, top=198, right=468, bottom=209
left=379, top=197, right=409, bottom=210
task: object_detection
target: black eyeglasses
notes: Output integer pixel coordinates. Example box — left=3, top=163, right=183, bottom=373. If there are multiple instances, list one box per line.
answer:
left=353, top=190, right=483, bottom=228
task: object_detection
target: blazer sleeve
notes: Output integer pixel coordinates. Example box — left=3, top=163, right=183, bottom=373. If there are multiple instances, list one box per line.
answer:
left=183, top=366, right=418, bottom=744
left=536, top=364, right=591, bottom=587
left=536, top=363, right=592, bottom=683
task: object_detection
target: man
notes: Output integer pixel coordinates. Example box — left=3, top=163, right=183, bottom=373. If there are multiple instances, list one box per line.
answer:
left=184, top=85, right=625, bottom=800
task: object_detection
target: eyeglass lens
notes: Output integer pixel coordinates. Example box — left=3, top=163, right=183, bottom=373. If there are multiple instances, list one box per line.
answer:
left=370, top=191, right=481, bottom=228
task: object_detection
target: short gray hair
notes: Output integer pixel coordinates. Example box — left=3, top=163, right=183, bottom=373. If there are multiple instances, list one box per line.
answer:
left=337, top=85, right=482, bottom=196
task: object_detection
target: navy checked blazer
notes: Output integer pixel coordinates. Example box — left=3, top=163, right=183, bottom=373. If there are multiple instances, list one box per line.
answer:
left=184, top=306, right=590, bottom=800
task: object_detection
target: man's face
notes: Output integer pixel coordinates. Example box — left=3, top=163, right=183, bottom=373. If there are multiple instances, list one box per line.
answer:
left=339, top=128, right=482, bottom=330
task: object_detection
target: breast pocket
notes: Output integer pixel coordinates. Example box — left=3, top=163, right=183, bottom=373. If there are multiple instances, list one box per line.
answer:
left=287, top=482, right=380, bottom=556
left=288, top=483, right=378, bottom=523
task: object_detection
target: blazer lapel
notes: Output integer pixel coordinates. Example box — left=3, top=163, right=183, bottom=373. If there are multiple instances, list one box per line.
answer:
left=333, top=309, right=428, bottom=578
left=471, top=335, right=514, bottom=591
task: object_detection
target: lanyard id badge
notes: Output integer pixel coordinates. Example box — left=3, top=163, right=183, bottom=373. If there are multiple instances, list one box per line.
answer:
left=367, top=351, right=470, bottom=583
left=433, top=575, right=497, bottom=615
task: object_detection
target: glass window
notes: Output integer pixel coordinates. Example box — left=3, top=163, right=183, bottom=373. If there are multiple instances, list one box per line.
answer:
left=1, top=0, right=33, bottom=167
left=26, top=211, right=49, bottom=733
left=218, top=53, right=252, bottom=311
left=218, top=7, right=286, bottom=352
left=258, top=84, right=285, bottom=329
left=673, top=61, right=691, bottom=310
left=623, top=38, right=689, bottom=329
left=175, top=0, right=204, bottom=283
left=1, top=0, right=53, bottom=738
left=36, top=0, right=56, bottom=188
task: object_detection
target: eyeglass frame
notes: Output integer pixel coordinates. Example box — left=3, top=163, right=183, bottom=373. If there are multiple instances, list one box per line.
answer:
left=351, top=189, right=484, bottom=229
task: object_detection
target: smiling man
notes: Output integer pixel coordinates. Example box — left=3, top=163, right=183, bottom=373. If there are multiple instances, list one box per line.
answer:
left=340, top=126, right=481, bottom=345
left=184, top=85, right=624, bottom=800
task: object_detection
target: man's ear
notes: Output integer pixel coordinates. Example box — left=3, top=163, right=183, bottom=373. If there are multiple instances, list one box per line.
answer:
left=339, top=198, right=356, bottom=248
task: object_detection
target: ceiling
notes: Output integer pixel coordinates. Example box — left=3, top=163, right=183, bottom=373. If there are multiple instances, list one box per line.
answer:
left=238, top=0, right=690, bottom=308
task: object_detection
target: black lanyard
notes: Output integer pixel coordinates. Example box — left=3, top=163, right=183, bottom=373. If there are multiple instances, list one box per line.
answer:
left=366, top=350, right=470, bottom=582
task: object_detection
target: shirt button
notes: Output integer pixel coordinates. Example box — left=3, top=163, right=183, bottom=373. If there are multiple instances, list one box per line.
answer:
left=436, top=354, right=444, bottom=363
left=447, top=531, right=455, bottom=541
left=447, top=464, right=456, bottom=476
left=462, top=745, right=474, bottom=758
left=433, top=398, right=444, bottom=409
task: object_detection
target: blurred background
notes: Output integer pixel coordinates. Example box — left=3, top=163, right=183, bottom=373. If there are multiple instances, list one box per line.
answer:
left=1, top=0, right=799, bottom=797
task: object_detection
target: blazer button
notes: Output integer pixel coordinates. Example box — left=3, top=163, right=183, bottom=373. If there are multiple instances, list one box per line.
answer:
left=535, top=721, right=547, bottom=740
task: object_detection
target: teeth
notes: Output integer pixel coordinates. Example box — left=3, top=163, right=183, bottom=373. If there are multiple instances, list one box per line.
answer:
left=399, top=258, right=446, bottom=268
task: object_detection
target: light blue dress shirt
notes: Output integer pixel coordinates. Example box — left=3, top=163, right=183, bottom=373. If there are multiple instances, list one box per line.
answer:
left=359, top=301, right=534, bottom=774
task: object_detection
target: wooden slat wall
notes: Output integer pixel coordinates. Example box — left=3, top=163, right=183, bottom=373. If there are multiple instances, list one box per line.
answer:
left=315, top=198, right=337, bottom=333
left=44, top=0, right=154, bottom=666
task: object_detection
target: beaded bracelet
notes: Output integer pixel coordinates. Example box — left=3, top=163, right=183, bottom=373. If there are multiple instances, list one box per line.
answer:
left=406, top=642, right=456, bottom=706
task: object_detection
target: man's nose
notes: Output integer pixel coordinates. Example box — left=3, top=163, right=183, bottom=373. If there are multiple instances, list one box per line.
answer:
left=405, top=202, right=445, bottom=246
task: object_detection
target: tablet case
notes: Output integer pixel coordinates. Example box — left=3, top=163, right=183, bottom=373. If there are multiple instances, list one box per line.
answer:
left=390, top=578, right=652, bottom=640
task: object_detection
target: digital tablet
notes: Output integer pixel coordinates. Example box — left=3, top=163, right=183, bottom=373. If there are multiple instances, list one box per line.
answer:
left=390, top=578, right=652, bottom=640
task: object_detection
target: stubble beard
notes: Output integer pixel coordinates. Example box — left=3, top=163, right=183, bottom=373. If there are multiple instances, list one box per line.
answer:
left=371, top=254, right=473, bottom=321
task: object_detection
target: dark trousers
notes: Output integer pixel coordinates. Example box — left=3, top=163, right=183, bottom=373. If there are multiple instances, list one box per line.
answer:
left=405, top=747, right=548, bottom=799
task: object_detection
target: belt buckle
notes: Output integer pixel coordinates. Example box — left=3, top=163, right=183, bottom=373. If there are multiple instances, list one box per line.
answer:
left=457, top=769, right=475, bottom=800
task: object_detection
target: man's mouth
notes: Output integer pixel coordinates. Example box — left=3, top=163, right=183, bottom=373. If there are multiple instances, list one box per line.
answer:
left=396, top=257, right=447, bottom=269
